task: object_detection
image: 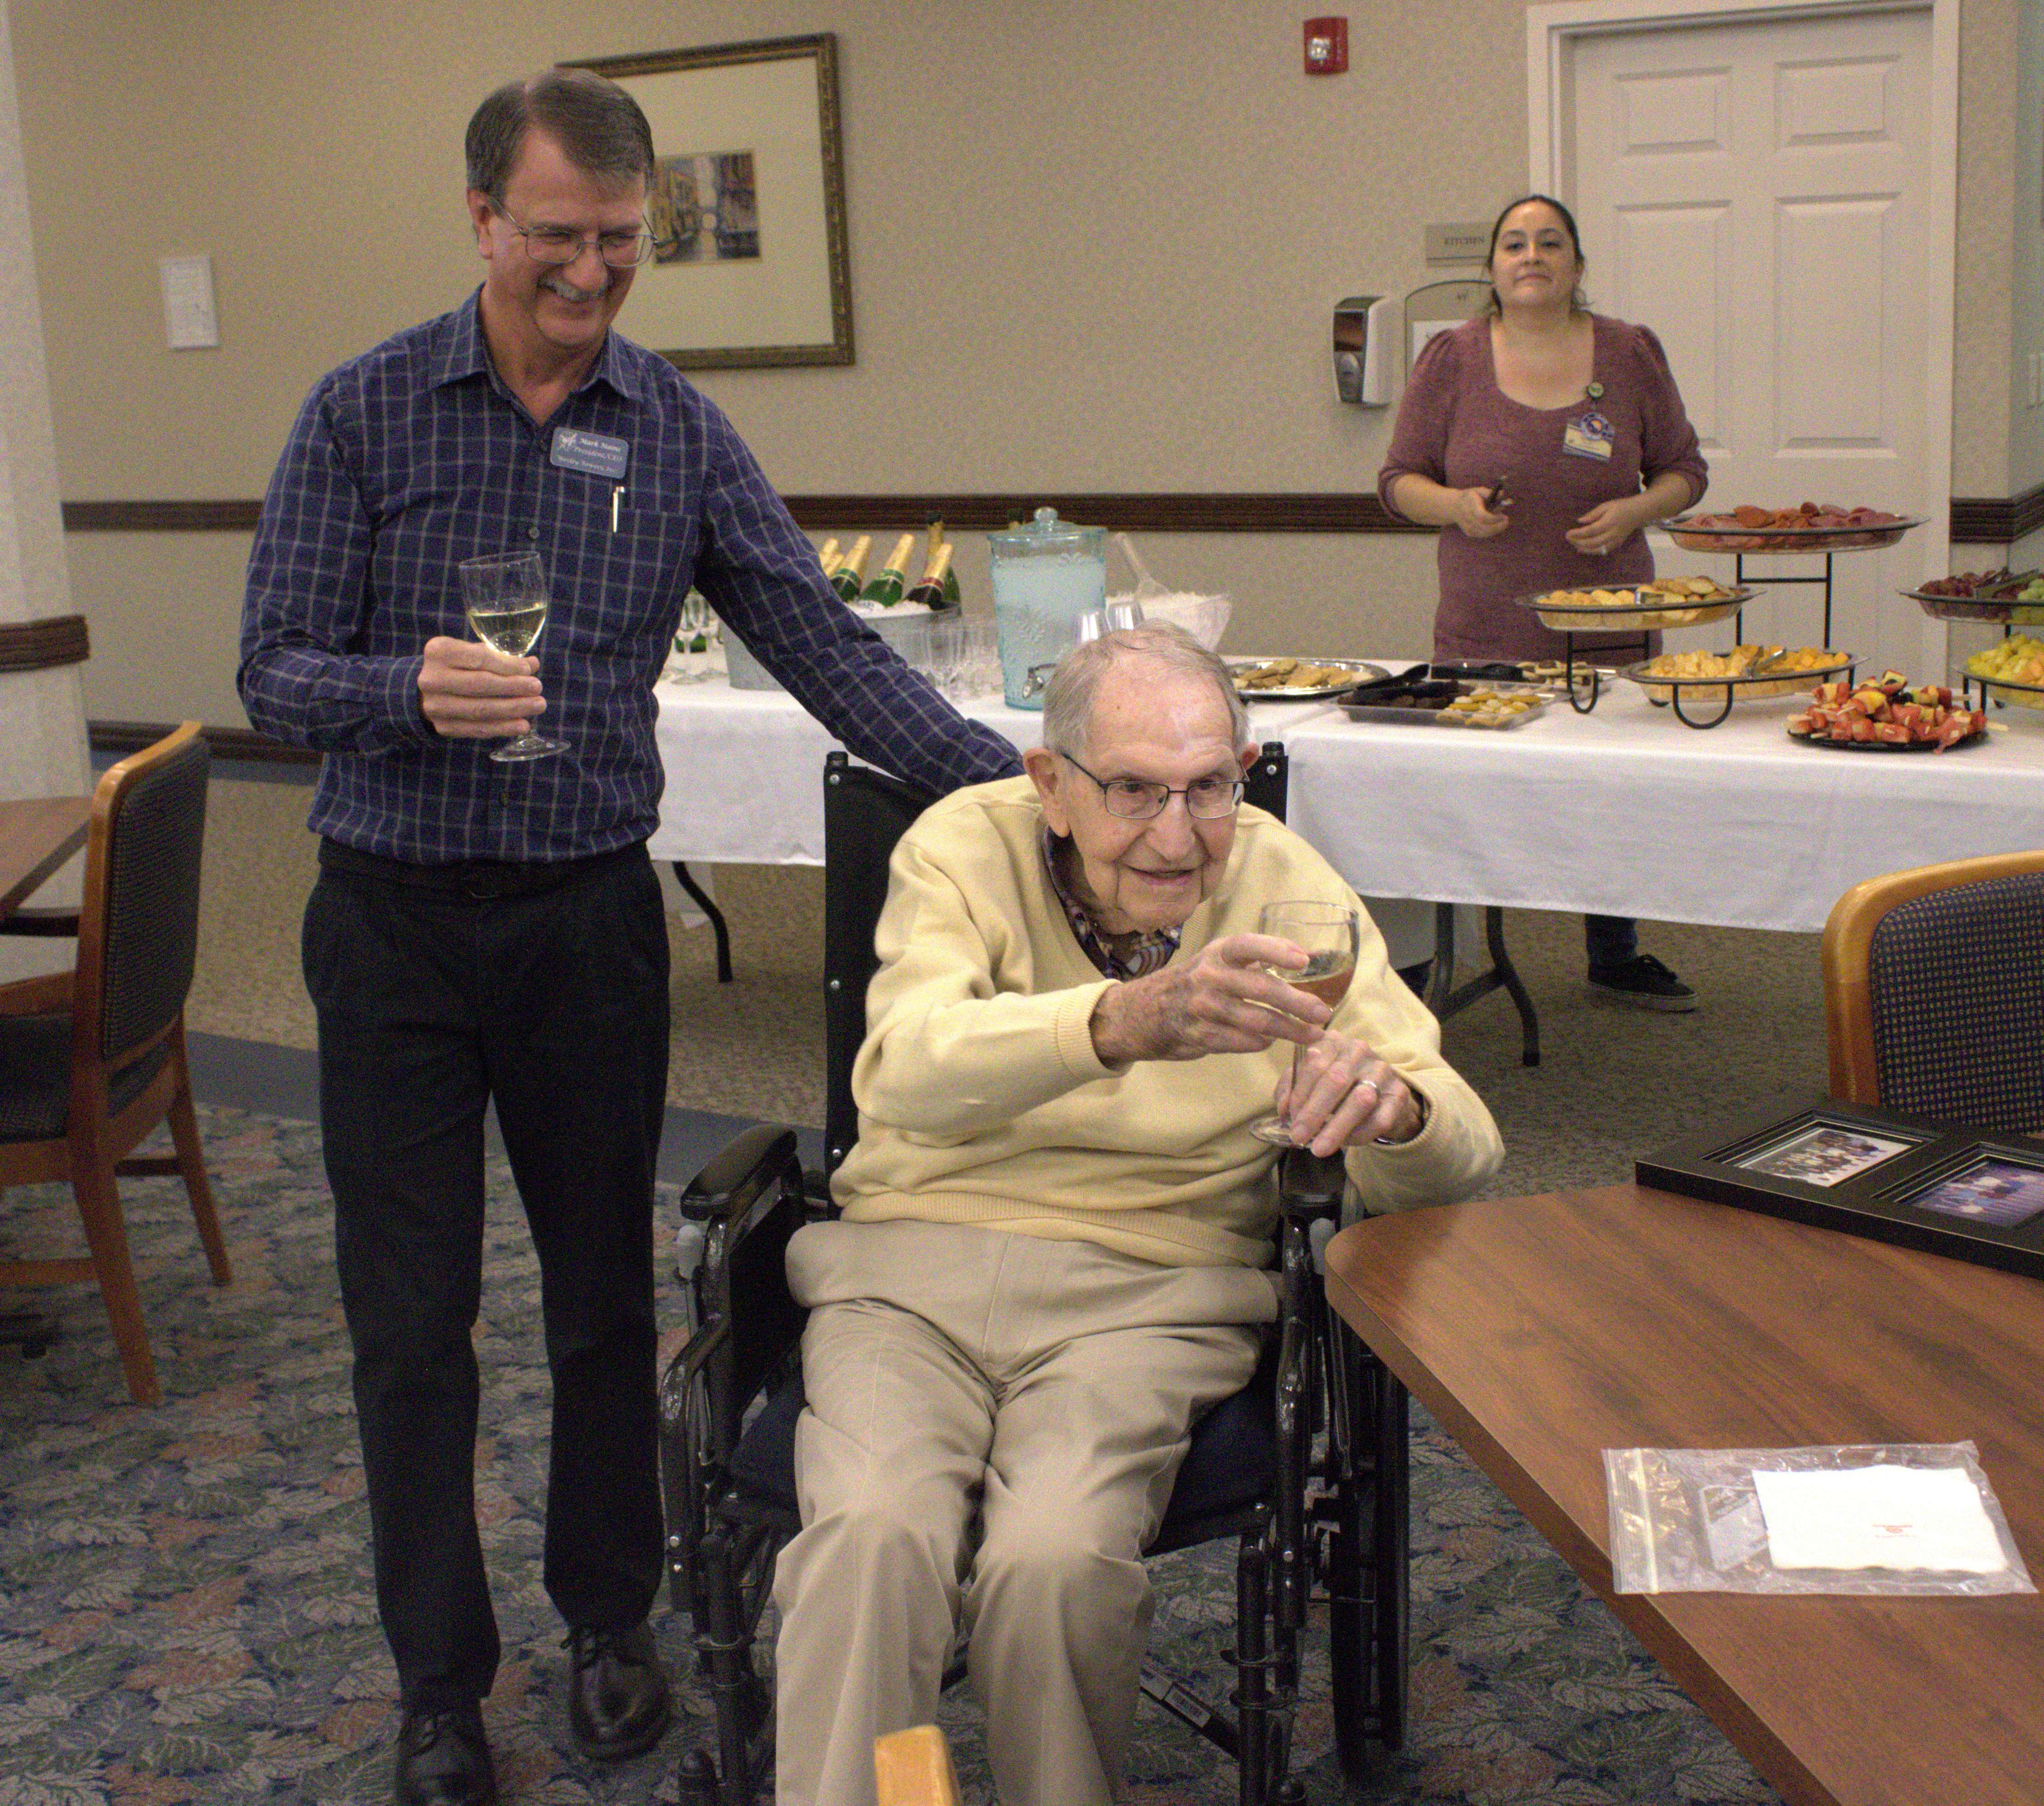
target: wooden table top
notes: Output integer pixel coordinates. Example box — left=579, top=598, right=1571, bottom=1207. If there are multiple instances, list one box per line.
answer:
left=1324, top=1183, right=2044, bottom=1806
left=0, top=795, right=89, bottom=919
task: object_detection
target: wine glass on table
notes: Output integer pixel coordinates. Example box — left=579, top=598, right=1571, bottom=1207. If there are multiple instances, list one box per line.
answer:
left=458, top=550, right=564, bottom=762
left=1249, top=899, right=1361, bottom=1146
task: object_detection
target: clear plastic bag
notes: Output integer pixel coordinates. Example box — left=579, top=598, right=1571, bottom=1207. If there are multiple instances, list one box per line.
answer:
left=1604, top=1441, right=2036, bottom=1596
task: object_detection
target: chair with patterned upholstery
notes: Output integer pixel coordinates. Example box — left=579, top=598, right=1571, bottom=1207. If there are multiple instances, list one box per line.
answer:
left=0, top=723, right=230, bottom=1403
left=1822, top=848, right=2044, bottom=1133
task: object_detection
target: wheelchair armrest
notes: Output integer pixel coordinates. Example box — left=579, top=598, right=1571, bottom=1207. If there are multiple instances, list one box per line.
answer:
left=681, top=1123, right=802, bottom=1224
left=1277, top=1145, right=1346, bottom=1216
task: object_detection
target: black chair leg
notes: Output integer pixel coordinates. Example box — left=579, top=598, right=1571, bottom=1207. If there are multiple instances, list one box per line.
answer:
left=673, top=861, right=734, bottom=983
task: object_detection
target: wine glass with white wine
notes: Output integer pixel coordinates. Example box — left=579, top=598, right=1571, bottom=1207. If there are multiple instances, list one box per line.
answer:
left=1249, top=899, right=1361, bottom=1146
left=458, top=550, right=565, bottom=762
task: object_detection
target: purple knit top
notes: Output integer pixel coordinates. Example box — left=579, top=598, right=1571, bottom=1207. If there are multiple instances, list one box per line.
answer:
left=1377, top=314, right=1709, bottom=663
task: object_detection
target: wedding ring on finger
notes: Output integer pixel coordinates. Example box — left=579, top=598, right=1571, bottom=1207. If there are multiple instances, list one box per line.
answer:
left=1352, top=1077, right=1380, bottom=1106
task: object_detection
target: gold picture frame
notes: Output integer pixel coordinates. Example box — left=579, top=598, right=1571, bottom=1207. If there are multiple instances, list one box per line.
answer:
left=574, top=33, right=853, bottom=370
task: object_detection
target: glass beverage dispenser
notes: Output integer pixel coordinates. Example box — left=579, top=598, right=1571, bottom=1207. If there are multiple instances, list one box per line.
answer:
left=990, top=507, right=1108, bottom=710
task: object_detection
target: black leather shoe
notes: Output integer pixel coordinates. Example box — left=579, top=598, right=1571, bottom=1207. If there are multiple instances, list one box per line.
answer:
left=392, top=1706, right=497, bottom=1806
left=565, top=1620, right=672, bottom=1762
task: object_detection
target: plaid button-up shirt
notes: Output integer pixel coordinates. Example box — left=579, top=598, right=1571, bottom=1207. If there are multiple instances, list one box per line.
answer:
left=240, top=291, right=1019, bottom=863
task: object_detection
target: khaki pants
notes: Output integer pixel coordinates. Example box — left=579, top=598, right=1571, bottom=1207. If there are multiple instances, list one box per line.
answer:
left=771, top=1220, right=1276, bottom=1806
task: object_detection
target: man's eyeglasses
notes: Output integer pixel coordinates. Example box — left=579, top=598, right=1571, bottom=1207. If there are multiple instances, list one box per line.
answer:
left=1061, top=753, right=1244, bottom=821
left=490, top=199, right=655, bottom=269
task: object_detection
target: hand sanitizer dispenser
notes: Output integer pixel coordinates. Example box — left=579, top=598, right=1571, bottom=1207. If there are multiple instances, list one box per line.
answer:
left=1333, top=295, right=1399, bottom=406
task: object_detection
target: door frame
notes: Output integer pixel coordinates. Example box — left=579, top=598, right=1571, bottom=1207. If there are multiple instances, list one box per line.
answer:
left=1526, top=0, right=1959, bottom=674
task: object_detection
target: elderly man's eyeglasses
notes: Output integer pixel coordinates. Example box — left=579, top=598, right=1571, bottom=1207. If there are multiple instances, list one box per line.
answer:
left=1061, top=753, right=1244, bottom=821
left=489, top=199, right=655, bottom=269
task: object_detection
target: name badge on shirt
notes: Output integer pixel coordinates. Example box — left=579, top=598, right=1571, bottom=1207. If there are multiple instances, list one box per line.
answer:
left=1562, top=409, right=1615, bottom=462
left=550, top=427, right=630, bottom=481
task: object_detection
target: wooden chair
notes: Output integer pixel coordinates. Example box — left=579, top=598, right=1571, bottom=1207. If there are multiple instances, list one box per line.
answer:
left=0, top=724, right=230, bottom=1403
left=873, top=1727, right=962, bottom=1806
left=1822, top=848, right=2044, bottom=1132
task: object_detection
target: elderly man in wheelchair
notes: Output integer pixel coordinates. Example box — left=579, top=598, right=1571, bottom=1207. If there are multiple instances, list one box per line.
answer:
left=761, top=623, right=1502, bottom=1806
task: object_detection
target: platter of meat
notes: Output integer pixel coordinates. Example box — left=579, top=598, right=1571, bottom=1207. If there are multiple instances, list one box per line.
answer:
left=1668, top=503, right=1922, bottom=554
left=1786, top=676, right=1986, bottom=753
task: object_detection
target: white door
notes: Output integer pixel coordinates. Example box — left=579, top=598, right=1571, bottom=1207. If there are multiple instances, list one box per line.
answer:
left=1567, top=7, right=1939, bottom=676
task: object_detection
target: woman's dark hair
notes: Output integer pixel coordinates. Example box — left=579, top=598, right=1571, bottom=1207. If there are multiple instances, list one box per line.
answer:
left=465, top=67, right=656, bottom=199
left=1483, top=193, right=1589, bottom=316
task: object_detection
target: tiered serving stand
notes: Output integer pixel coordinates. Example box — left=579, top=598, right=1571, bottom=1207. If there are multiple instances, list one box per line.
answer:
left=1513, top=582, right=1855, bottom=728
left=1668, top=513, right=1927, bottom=645
left=1530, top=511, right=1926, bottom=729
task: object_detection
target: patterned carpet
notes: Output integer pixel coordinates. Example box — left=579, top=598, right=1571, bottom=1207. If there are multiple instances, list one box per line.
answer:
left=0, top=1107, right=1781, bottom=1806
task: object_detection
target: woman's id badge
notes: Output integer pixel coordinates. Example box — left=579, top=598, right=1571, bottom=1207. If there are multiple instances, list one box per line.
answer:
left=1563, top=409, right=1615, bottom=462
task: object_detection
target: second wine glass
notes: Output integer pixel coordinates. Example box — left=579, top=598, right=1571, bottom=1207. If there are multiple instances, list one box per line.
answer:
left=1249, top=899, right=1360, bottom=1146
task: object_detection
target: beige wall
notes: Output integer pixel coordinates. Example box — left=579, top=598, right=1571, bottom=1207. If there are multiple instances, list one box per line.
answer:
left=10, top=0, right=2028, bottom=728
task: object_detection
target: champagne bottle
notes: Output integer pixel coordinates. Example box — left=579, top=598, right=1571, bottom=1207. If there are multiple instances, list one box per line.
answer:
left=830, top=534, right=873, bottom=603
left=922, top=520, right=961, bottom=608
left=904, top=542, right=954, bottom=612
left=861, top=533, right=917, bottom=607
left=816, top=537, right=842, bottom=579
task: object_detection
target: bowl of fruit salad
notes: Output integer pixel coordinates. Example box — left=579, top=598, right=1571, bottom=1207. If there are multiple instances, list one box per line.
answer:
left=1963, top=633, right=2044, bottom=709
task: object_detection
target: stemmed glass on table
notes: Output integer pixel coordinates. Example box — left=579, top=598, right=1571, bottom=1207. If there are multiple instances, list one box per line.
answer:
left=458, top=550, right=564, bottom=762
left=1249, top=899, right=1361, bottom=1146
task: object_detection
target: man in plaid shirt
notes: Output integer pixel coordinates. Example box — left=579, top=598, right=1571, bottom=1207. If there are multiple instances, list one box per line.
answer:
left=238, top=66, right=1016, bottom=1806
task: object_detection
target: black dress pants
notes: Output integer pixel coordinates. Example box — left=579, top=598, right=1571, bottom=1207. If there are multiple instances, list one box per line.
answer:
left=303, top=844, right=669, bottom=1711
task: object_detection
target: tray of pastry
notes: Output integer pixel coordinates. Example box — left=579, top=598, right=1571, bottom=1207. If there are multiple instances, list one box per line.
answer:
left=1623, top=646, right=1856, bottom=705
left=1339, top=665, right=1553, bottom=729
left=1228, top=657, right=1387, bottom=700
left=1518, top=577, right=1753, bottom=632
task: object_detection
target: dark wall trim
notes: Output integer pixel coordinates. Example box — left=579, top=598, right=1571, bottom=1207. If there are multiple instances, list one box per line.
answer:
left=90, top=720, right=319, bottom=765
left=0, top=613, right=89, bottom=672
left=779, top=493, right=1427, bottom=533
left=61, top=493, right=1423, bottom=536
left=1950, top=482, right=2044, bottom=545
left=64, top=484, right=2044, bottom=543
left=64, top=500, right=262, bottom=532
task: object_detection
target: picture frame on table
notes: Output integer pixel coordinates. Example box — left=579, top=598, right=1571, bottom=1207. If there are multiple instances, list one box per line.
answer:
left=573, top=33, right=853, bottom=370
left=1637, top=1096, right=2044, bottom=1283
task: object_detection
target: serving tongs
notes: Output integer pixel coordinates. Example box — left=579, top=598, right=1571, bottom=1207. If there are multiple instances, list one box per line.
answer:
left=1342, top=663, right=1464, bottom=707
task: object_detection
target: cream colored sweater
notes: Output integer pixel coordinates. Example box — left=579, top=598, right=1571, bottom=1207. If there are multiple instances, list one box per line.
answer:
left=832, top=777, right=1503, bottom=1267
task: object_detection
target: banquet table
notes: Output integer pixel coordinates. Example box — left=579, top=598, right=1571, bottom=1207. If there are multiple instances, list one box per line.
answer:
left=652, top=675, right=2044, bottom=933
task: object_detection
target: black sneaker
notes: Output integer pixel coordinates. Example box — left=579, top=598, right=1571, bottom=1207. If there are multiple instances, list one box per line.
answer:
left=1586, top=953, right=1696, bottom=1012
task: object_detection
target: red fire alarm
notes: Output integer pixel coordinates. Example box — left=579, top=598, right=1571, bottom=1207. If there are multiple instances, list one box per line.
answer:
left=1304, top=16, right=1348, bottom=74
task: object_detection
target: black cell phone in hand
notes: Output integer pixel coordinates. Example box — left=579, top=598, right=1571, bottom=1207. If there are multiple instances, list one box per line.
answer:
left=1486, top=476, right=1514, bottom=512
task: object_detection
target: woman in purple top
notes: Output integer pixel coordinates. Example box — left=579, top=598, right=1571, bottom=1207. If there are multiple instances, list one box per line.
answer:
left=1377, top=195, right=1711, bottom=1009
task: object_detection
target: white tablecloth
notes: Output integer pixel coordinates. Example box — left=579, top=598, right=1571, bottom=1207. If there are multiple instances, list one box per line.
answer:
left=652, top=676, right=2044, bottom=934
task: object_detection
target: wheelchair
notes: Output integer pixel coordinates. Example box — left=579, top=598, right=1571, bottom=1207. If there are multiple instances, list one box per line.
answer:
left=659, top=746, right=1411, bottom=1804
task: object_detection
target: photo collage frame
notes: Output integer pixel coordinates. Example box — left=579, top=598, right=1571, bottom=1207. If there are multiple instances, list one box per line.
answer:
left=1637, top=1097, right=2044, bottom=1282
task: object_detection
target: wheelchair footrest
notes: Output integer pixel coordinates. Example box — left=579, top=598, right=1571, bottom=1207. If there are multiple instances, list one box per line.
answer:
left=1138, top=1661, right=1239, bottom=1758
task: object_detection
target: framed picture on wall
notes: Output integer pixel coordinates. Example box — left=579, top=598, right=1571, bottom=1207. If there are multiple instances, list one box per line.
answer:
left=1637, top=1096, right=2044, bottom=1282
left=574, top=33, right=853, bottom=369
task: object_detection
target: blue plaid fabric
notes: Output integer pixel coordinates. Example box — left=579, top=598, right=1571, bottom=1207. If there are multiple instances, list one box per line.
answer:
left=240, top=291, right=1019, bottom=863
